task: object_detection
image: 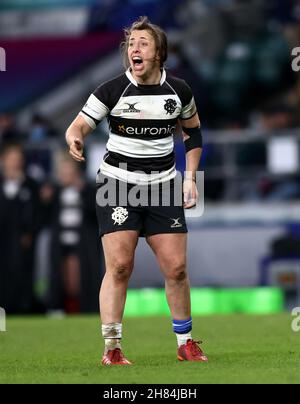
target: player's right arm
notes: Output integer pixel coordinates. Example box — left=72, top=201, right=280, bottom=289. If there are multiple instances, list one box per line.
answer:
left=66, top=81, right=111, bottom=162
left=66, top=115, right=94, bottom=162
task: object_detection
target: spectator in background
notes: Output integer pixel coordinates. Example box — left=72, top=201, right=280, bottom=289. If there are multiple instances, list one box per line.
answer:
left=0, top=144, right=39, bottom=313
left=25, top=113, right=58, bottom=182
left=0, top=114, right=22, bottom=145
left=42, top=153, right=101, bottom=314
left=266, top=0, right=300, bottom=27
left=259, top=103, right=297, bottom=132
left=238, top=102, right=299, bottom=201
left=28, top=113, right=58, bottom=142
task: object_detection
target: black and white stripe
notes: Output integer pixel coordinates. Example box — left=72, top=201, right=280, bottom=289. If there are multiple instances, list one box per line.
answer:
left=81, top=69, right=197, bottom=184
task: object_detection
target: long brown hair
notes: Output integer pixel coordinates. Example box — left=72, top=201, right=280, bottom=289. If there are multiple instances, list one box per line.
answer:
left=121, top=16, right=168, bottom=68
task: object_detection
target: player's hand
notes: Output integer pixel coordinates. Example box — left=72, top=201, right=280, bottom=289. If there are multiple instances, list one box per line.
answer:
left=183, top=179, right=198, bottom=209
left=68, top=137, right=85, bottom=162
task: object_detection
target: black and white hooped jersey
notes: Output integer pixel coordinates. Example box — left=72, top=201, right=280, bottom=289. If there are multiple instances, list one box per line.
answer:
left=80, top=68, right=197, bottom=184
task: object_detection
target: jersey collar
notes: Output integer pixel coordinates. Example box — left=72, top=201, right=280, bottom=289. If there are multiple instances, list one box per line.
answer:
left=126, top=68, right=166, bottom=87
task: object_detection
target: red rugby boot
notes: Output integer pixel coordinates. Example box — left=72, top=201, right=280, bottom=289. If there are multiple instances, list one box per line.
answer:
left=102, top=348, right=132, bottom=366
left=177, top=340, right=208, bottom=362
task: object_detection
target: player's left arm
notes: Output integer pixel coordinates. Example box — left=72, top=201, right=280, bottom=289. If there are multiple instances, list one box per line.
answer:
left=179, top=113, right=203, bottom=209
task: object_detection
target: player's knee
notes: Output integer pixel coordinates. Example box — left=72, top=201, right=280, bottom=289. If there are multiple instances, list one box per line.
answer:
left=167, top=262, right=187, bottom=282
left=112, top=259, right=133, bottom=283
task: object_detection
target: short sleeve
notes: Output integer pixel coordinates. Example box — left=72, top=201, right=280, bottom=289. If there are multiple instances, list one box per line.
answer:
left=179, top=82, right=197, bottom=120
left=80, top=84, right=110, bottom=129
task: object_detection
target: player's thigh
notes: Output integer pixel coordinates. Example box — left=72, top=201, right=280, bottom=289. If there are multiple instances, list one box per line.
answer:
left=102, top=230, right=139, bottom=271
left=146, top=233, right=187, bottom=276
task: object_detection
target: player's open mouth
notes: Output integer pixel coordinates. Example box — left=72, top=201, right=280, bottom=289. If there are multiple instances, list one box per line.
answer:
left=132, top=57, right=144, bottom=71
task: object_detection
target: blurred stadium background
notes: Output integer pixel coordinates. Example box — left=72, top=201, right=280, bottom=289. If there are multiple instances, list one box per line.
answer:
left=1, top=0, right=300, bottom=318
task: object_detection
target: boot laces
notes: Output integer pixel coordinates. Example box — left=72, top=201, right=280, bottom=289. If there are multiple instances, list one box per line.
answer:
left=188, top=340, right=204, bottom=357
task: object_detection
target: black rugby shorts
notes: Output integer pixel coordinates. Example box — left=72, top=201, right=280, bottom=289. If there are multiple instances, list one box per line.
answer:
left=95, top=173, right=188, bottom=238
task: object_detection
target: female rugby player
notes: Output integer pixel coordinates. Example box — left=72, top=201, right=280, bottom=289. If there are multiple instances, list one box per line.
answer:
left=66, top=16, right=207, bottom=365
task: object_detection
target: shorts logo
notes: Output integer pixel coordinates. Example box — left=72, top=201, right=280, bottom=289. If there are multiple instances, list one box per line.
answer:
left=112, top=207, right=129, bottom=225
left=123, top=102, right=141, bottom=113
left=171, top=218, right=183, bottom=228
left=164, top=99, right=177, bottom=115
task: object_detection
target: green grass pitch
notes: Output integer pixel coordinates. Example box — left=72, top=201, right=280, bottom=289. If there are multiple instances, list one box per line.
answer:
left=0, top=314, right=300, bottom=384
